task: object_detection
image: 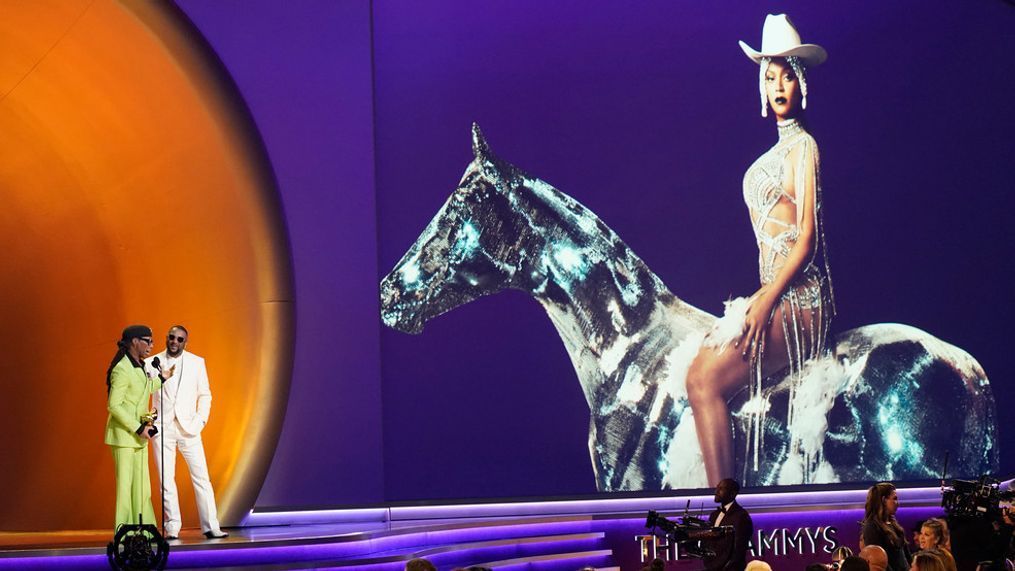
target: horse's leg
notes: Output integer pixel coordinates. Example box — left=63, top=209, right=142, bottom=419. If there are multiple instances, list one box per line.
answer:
left=686, top=306, right=793, bottom=486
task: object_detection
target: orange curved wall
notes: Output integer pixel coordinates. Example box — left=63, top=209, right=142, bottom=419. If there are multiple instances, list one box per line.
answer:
left=0, top=1, right=293, bottom=531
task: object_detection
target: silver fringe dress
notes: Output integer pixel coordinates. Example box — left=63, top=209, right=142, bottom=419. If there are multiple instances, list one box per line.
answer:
left=740, top=117, right=835, bottom=470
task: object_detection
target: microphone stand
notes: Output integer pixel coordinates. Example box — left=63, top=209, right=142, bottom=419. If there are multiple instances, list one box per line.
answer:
left=150, top=354, right=168, bottom=540
left=160, top=362, right=165, bottom=539
left=940, top=451, right=950, bottom=495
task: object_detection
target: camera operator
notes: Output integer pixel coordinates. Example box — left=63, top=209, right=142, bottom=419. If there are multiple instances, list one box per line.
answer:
left=704, top=479, right=753, bottom=571
left=988, top=507, right=1014, bottom=565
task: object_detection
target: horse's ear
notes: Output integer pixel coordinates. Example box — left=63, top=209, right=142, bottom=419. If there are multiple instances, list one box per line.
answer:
left=471, top=122, right=490, bottom=159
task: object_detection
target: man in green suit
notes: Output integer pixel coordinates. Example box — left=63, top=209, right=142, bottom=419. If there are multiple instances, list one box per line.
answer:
left=104, top=325, right=173, bottom=531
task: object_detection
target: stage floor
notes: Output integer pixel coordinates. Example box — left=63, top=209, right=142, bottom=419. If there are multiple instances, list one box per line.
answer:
left=0, top=487, right=949, bottom=570
left=0, top=515, right=625, bottom=570
left=0, top=520, right=389, bottom=552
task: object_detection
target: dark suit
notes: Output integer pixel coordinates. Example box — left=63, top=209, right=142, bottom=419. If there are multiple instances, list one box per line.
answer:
left=703, top=501, right=753, bottom=571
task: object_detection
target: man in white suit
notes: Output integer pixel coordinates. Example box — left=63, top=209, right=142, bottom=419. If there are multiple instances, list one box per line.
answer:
left=147, top=325, right=227, bottom=540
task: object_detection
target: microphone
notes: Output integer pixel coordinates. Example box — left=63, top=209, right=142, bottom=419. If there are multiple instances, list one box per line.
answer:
left=147, top=355, right=162, bottom=438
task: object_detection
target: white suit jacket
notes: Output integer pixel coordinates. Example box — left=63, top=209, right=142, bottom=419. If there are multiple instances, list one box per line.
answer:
left=146, top=350, right=212, bottom=436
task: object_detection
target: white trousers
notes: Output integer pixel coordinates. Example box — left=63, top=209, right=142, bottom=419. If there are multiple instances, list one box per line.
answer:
left=151, top=420, right=222, bottom=535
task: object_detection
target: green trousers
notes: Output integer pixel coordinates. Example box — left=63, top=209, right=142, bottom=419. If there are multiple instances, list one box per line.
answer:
left=111, top=446, right=156, bottom=531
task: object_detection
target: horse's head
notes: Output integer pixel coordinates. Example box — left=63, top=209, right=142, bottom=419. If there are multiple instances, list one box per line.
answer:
left=380, top=124, right=529, bottom=334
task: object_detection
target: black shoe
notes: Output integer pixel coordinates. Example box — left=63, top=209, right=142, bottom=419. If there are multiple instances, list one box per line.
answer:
left=204, top=530, right=229, bottom=539
left=165, top=535, right=178, bottom=540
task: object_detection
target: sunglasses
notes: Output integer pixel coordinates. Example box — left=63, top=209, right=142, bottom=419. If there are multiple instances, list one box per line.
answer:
left=168, top=335, right=187, bottom=343
left=138, top=338, right=153, bottom=345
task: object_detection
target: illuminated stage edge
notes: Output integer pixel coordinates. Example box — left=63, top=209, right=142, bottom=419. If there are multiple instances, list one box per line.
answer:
left=243, top=484, right=947, bottom=525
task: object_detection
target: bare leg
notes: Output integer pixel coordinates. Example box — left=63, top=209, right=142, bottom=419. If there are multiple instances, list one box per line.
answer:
left=686, top=305, right=794, bottom=485
left=686, top=345, right=750, bottom=485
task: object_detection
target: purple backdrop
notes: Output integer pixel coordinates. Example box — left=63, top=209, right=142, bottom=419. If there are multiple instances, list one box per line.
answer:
left=175, top=0, right=1015, bottom=508
left=176, top=0, right=384, bottom=506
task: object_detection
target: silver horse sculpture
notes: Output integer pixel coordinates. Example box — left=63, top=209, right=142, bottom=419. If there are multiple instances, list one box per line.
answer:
left=380, top=124, right=997, bottom=490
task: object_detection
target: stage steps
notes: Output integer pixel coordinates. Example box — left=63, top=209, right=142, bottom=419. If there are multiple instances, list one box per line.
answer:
left=197, top=531, right=614, bottom=569
left=472, top=549, right=615, bottom=569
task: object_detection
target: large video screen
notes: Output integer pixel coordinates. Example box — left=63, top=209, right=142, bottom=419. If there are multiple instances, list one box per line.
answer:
left=373, top=1, right=1012, bottom=502
left=17, top=1, right=1011, bottom=534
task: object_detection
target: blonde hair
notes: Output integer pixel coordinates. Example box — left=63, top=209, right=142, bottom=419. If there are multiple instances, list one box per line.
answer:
left=832, top=546, right=855, bottom=561
left=912, top=552, right=946, bottom=571
left=922, top=518, right=951, bottom=550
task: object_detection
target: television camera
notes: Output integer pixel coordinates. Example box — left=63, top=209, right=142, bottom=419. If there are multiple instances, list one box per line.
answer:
left=941, top=475, right=1014, bottom=520
left=646, top=504, right=733, bottom=559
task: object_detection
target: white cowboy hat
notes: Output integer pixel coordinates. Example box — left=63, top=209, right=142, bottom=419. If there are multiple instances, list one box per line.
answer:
left=738, top=14, right=827, bottom=67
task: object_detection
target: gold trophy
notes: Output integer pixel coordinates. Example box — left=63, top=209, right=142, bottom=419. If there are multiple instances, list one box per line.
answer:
left=140, top=409, right=158, bottom=436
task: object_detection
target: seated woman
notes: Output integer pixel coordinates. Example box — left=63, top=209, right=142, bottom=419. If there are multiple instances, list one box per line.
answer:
left=917, top=518, right=957, bottom=571
left=910, top=552, right=947, bottom=571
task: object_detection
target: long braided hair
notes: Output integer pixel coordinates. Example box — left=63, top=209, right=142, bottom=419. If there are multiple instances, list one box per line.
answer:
left=106, top=325, right=152, bottom=394
left=105, top=339, right=129, bottom=395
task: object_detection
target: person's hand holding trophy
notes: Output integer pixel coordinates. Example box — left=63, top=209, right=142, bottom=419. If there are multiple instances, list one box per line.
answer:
left=140, top=409, right=158, bottom=439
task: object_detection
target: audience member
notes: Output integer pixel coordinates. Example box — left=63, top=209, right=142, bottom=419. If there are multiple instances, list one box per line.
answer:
left=745, top=561, right=772, bottom=571
left=917, top=518, right=956, bottom=571
left=911, top=520, right=927, bottom=552
left=860, top=544, right=889, bottom=571
left=921, top=548, right=955, bottom=571
left=862, top=482, right=911, bottom=571
left=911, top=551, right=946, bottom=571
left=406, top=558, right=437, bottom=571
left=834, top=546, right=856, bottom=566
left=920, top=518, right=953, bottom=551
left=840, top=556, right=871, bottom=571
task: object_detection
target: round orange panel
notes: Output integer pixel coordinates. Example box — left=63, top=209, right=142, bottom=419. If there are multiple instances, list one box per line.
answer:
left=0, top=1, right=293, bottom=531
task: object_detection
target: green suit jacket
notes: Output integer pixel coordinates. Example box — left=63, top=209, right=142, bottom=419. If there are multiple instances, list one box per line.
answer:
left=104, top=355, right=162, bottom=448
